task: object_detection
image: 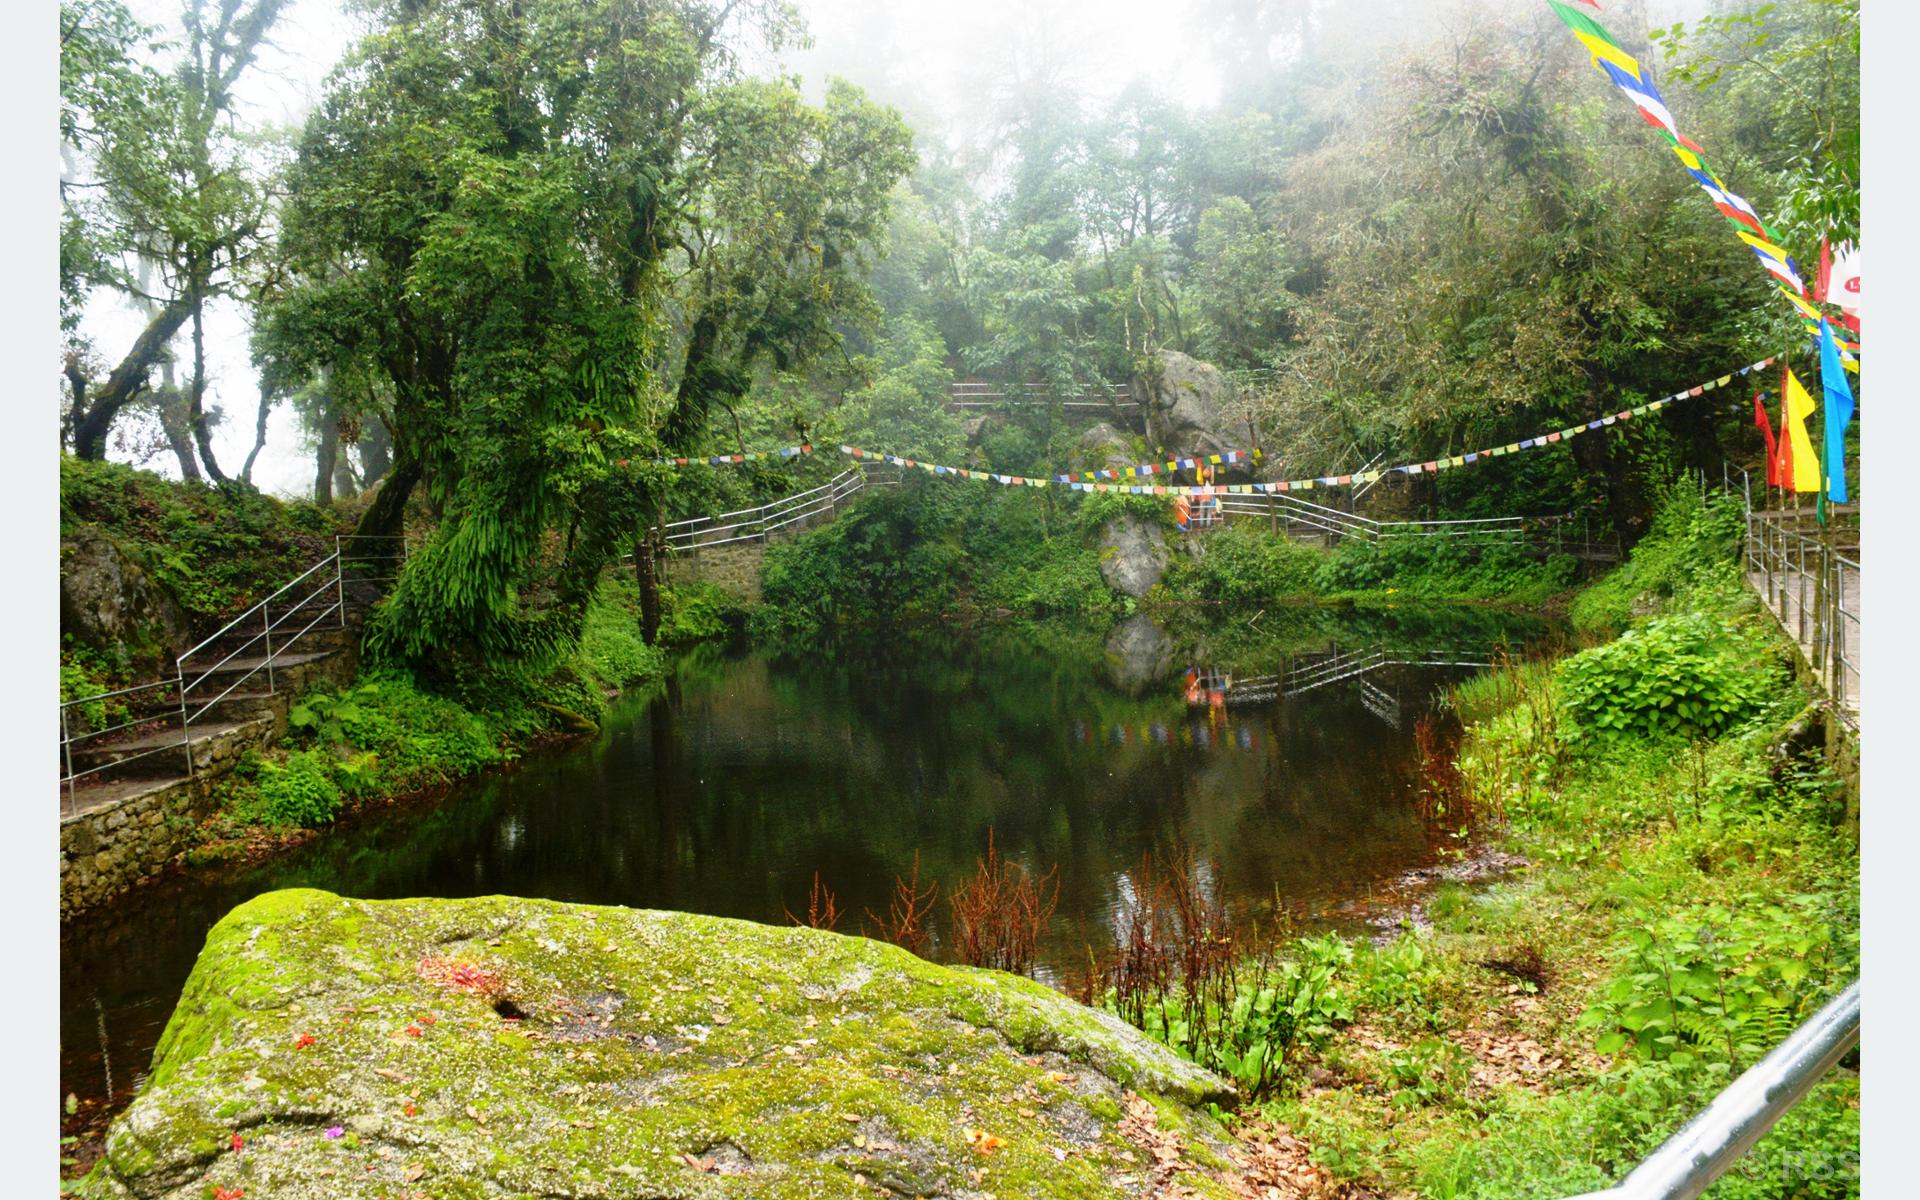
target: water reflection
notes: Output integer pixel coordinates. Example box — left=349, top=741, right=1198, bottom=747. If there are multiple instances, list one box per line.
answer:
left=61, top=606, right=1556, bottom=1117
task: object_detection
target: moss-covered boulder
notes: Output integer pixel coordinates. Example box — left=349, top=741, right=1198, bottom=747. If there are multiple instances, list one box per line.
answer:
left=83, top=890, right=1242, bottom=1199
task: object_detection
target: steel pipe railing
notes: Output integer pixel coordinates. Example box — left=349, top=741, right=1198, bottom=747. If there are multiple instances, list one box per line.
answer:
left=60, top=534, right=406, bottom=815
left=1566, top=981, right=1859, bottom=1200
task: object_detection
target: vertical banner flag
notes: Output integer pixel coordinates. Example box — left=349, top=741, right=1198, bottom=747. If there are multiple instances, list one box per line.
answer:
left=1545, top=1, right=1857, bottom=369
left=1754, top=392, right=1779, bottom=487
left=1819, top=319, right=1856, bottom=504
left=1780, top=368, right=1820, bottom=494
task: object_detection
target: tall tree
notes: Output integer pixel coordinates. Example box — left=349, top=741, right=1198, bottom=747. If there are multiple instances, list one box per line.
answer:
left=60, top=0, right=289, bottom=470
left=262, top=0, right=911, bottom=665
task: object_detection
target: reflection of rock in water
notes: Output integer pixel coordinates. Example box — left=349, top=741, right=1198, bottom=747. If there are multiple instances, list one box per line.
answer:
left=1104, top=614, right=1173, bottom=695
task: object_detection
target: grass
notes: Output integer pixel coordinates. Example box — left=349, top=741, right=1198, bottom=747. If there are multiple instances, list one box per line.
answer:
left=209, top=577, right=668, bottom=833
left=1092, top=485, right=1860, bottom=1199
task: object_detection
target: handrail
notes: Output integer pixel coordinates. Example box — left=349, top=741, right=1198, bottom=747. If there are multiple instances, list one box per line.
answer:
left=61, top=533, right=407, bottom=816
left=1566, top=981, right=1858, bottom=1200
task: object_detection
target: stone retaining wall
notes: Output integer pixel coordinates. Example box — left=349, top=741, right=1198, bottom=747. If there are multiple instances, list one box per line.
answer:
left=662, top=542, right=766, bottom=604
left=59, top=718, right=273, bottom=920
left=59, top=641, right=361, bottom=922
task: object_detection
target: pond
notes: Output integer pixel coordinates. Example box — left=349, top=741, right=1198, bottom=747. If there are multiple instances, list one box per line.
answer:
left=59, top=602, right=1561, bottom=1119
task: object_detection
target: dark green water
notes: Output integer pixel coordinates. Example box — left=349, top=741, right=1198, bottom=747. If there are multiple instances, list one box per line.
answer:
left=59, top=605, right=1557, bottom=1116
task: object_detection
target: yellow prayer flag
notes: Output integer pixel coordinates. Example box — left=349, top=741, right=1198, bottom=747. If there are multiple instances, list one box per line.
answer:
left=1780, top=368, right=1820, bottom=492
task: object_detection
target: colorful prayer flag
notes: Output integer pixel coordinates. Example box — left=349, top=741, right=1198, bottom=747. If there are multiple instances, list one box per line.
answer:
left=1819, top=320, right=1855, bottom=504
left=1754, top=392, right=1779, bottom=487
left=1779, top=368, right=1820, bottom=493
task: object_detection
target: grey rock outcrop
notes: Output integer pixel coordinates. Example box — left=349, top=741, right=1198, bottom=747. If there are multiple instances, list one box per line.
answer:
left=1098, top=514, right=1169, bottom=598
left=60, top=527, right=190, bottom=658
left=1138, top=350, right=1239, bottom=458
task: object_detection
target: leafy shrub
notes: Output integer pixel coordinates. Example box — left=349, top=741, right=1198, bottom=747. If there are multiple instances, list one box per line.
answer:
left=658, top=580, right=746, bottom=645
left=1571, top=479, right=1743, bottom=633
left=1313, top=534, right=1575, bottom=601
left=60, top=456, right=348, bottom=628
left=1162, top=523, right=1323, bottom=601
left=1118, top=933, right=1355, bottom=1099
left=1578, top=895, right=1853, bottom=1072
left=578, top=582, right=666, bottom=689
left=252, top=750, right=344, bottom=827
left=1557, top=612, right=1774, bottom=742
left=60, top=638, right=132, bottom=735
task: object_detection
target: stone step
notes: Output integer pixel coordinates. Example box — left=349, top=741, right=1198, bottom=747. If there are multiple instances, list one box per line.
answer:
left=66, top=717, right=264, bottom=777
left=179, top=649, right=335, bottom=680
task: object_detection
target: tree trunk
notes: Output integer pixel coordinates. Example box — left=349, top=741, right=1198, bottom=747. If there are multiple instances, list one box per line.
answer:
left=154, top=361, right=203, bottom=483
left=635, top=525, right=663, bottom=646
left=157, top=389, right=203, bottom=483
left=353, top=453, right=420, bottom=541
left=240, top=380, right=274, bottom=484
left=334, top=453, right=361, bottom=500
left=359, top=420, right=392, bottom=487
left=187, top=301, right=228, bottom=482
left=314, top=403, right=340, bottom=505
left=1572, top=423, right=1643, bottom=551
left=72, top=295, right=195, bottom=459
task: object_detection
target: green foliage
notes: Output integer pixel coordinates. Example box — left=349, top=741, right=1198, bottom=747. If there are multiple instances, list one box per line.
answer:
left=1161, top=523, right=1323, bottom=602
left=263, top=0, right=912, bottom=670
left=59, top=636, right=132, bottom=734
left=1313, top=536, right=1577, bottom=604
left=1579, top=896, right=1853, bottom=1072
left=1122, top=934, right=1355, bottom=1100
left=658, top=581, right=747, bottom=647
left=250, top=750, right=344, bottom=828
left=1558, top=612, right=1776, bottom=743
left=1571, top=481, right=1745, bottom=634
left=577, top=581, right=668, bottom=692
left=61, top=456, right=347, bottom=631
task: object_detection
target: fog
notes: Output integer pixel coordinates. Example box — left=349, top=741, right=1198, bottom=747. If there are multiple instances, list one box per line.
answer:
left=74, top=0, right=1716, bottom=498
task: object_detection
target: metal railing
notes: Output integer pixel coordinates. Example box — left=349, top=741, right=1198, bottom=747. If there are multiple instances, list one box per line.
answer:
left=662, top=468, right=886, bottom=552
left=59, top=535, right=405, bottom=817
left=1733, top=472, right=1860, bottom=726
left=947, top=380, right=1141, bottom=416
left=1211, top=491, right=1617, bottom=558
left=1567, top=980, right=1859, bottom=1200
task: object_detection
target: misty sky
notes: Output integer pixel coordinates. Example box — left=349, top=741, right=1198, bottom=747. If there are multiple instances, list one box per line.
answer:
left=77, top=0, right=1711, bottom=498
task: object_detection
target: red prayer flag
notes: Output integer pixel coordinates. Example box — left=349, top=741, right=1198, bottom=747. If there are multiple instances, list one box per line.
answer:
left=1754, top=392, right=1779, bottom=486
left=1815, top=234, right=1833, bottom=304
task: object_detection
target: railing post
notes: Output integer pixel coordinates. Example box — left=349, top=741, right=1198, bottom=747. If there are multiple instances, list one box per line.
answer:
left=61, top=705, right=76, bottom=819
left=178, top=664, right=194, bottom=780
left=335, top=541, right=347, bottom=629
left=1811, top=542, right=1827, bottom=673
left=264, top=605, right=276, bottom=694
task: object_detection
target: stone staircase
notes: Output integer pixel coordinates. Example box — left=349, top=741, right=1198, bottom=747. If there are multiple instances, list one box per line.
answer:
left=60, top=552, right=398, bottom=821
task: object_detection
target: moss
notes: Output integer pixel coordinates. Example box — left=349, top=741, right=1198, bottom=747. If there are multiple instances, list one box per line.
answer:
left=89, top=890, right=1242, bottom=1199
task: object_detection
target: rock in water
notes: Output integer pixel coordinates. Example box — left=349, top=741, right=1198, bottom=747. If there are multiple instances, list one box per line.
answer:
left=1105, top=614, right=1175, bottom=696
left=1138, top=351, right=1237, bottom=459
left=81, top=890, right=1238, bottom=1199
left=1099, top=514, right=1170, bottom=598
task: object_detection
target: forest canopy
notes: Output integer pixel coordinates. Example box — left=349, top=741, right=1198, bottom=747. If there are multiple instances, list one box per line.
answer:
left=58, top=0, right=1860, bottom=662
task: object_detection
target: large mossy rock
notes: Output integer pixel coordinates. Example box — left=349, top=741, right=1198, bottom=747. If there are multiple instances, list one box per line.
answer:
left=83, top=890, right=1240, bottom=1200
left=1138, top=351, right=1238, bottom=459
left=1099, top=515, right=1170, bottom=599
left=61, top=527, right=190, bottom=661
